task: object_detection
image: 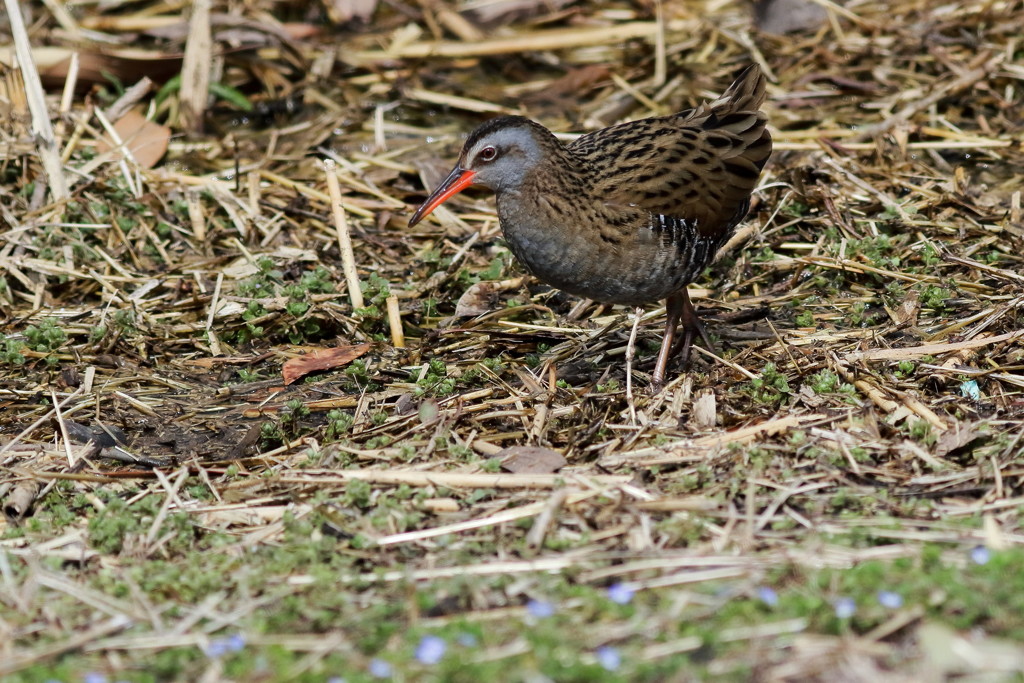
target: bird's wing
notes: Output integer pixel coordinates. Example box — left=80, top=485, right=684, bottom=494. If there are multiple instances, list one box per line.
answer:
left=570, top=65, right=772, bottom=238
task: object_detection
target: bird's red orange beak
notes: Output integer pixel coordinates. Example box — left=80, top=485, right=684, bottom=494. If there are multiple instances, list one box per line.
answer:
left=408, top=166, right=477, bottom=227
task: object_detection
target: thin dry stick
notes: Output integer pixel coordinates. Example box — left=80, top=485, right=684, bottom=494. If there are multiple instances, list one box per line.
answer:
left=845, top=329, right=1024, bottom=362
left=600, top=413, right=831, bottom=467
left=653, top=0, right=667, bottom=88
left=247, top=172, right=261, bottom=215
left=253, top=170, right=373, bottom=218
left=112, top=390, right=159, bottom=418
left=59, top=112, right=89, bottom=164
left=895, top=391, right=948, bottom=432
left=525, top=487, right=570, bottom=549
left=420, top=0, right=483, bottom=41
left=377, top=502, right=547, bottom=546
left=5, top=0, right=68, bottom=200
left=144, top=468, right=190, bottom=549
left=341, top=556, right=595, bottom=584
left=93, top=109, right=140, bottom=197
left=806, top=0, right=874, bottom=27
left=324, top=159, right=365, bottom=309
left=187, top=190, right=206, bottom=243
left=255, top=469, right=632, bottom=490
left=754, top=482, right=833, bottom=532
left=385, top=295, right=404, bottom=348
left=205, top=272, right=224, bottom=356
left=834, top=363, right=899, bottom=412
left=624, top=307, right=643, bottom=422
left=81, top=366, right=95, bottom=394
left=57, top=52, right=79, bottom=134
left=692, top=344, right=758, bottom=379
left=525, top=366, right=556, bottom=444
left=611, top=73, right=664, bottom=115
left=50, top=388, right=76, bottom=467
left=943, top=255, right=1024, bottom=284
left=103, top=76, right=155, bottom=123
left=378, top=489, right=600, bottom=546
left=351, top=21, right=680, bottom=62
left=0, top=616, right=132, bottom=676
left=0, top=387, right=84, bottom=465
left=406, top=88, right=518, bottom=115
left=37, top=569, right=141, bottom=617
left=766, top=318, right=801, bottom=371
left=178, top=0, right=212, bottom=132
left=640, top=636, right=703, bottom=661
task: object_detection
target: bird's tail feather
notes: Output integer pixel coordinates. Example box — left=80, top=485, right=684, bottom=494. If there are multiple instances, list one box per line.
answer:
left=710, top=64, right=768, bottom=113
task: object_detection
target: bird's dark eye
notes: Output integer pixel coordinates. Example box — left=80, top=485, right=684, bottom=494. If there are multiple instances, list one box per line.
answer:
left=479, top=146, right=498, bottom=162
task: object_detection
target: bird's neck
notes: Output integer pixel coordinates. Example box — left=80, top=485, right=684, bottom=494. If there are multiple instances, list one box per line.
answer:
left=493, top=156, right=615, bottom=295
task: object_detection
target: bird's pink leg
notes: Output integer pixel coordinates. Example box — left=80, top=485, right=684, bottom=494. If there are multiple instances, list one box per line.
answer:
left=652, top=292, right=684, bottom=390
left=653, top=289, right=713, bottom=390
left=675, top=288, right=713, bottom=367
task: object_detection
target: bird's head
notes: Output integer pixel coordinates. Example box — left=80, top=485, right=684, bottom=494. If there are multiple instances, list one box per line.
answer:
left=408, top=116, right=555, bottom=227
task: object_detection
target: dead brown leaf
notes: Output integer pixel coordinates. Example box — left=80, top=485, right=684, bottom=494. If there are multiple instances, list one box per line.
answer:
left=496, top=446, right=567, bottom=474
left=454, top=278, right=524, bottom=317
left=753, top=0, right=828, bottom=35
left=889, top=288, right=921, bottom=327
left=455, top=281, right=501, bottom=317
left=933, top=422, right=984, bottom=457
left=692, top=389, right=717, bottom=428
left=282, top=343, right=372, bottom=385
left=96, top=109, right=171, bottom=169
left=328, top=0, right=379, bottom=24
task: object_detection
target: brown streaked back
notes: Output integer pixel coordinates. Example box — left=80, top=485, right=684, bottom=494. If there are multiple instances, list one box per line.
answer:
left=570, top=64, right=772, bottom=238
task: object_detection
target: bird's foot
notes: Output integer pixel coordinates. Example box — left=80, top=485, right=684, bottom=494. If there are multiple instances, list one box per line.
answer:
left=671, top=310, right=715, bottom=367
left=653, top=289, right=715, bottom=389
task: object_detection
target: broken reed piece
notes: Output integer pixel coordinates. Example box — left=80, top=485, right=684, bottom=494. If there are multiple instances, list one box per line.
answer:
left=323, top=158, right=364, bottom=310
left=386, top=295, right=404, bottom=348
left=5, top=0, right=69, bottom=200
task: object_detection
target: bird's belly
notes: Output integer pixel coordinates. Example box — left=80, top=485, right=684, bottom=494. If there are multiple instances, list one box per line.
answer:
left=500, top=215, right=703, bottom=306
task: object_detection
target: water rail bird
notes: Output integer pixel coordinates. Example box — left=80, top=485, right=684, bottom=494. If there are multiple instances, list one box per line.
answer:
left=409, top=64, right=772, bottom=389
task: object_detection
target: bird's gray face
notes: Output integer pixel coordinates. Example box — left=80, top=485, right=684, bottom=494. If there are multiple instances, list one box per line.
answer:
left=459, top=126, right=542, bottom=193
left=408, top=121, right=544, bottom=227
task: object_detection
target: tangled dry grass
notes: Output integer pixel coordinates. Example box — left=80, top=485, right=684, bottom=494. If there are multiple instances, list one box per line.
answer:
left=1, top=0, right=1023, bottom=679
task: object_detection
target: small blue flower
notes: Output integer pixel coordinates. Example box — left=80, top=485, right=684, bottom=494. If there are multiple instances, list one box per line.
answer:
left=527, top=599, right=555, bottom=618
left=415, top=635, right=447, bottom=665
left=203, top=638, right=229, bottom=658
left=960, top=380, right=980, bottom=401
left=834, top=597, right=856, bottom=619
left=757, top=586, right=779, bottom=606
left=226, top=632, right=246, bottom=652
left=970, top=546, right=990, bottom=565
left=368, top=658, right=392, bottom=678
left=877, top=591, right=903, bottom=609
left=83, top=675, right=107, bottom=683
left=596, top=645, right=621, bottom=671
left=457, top=632, right=479, bottom=647
left=607, top=582, right=635, bottom=605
